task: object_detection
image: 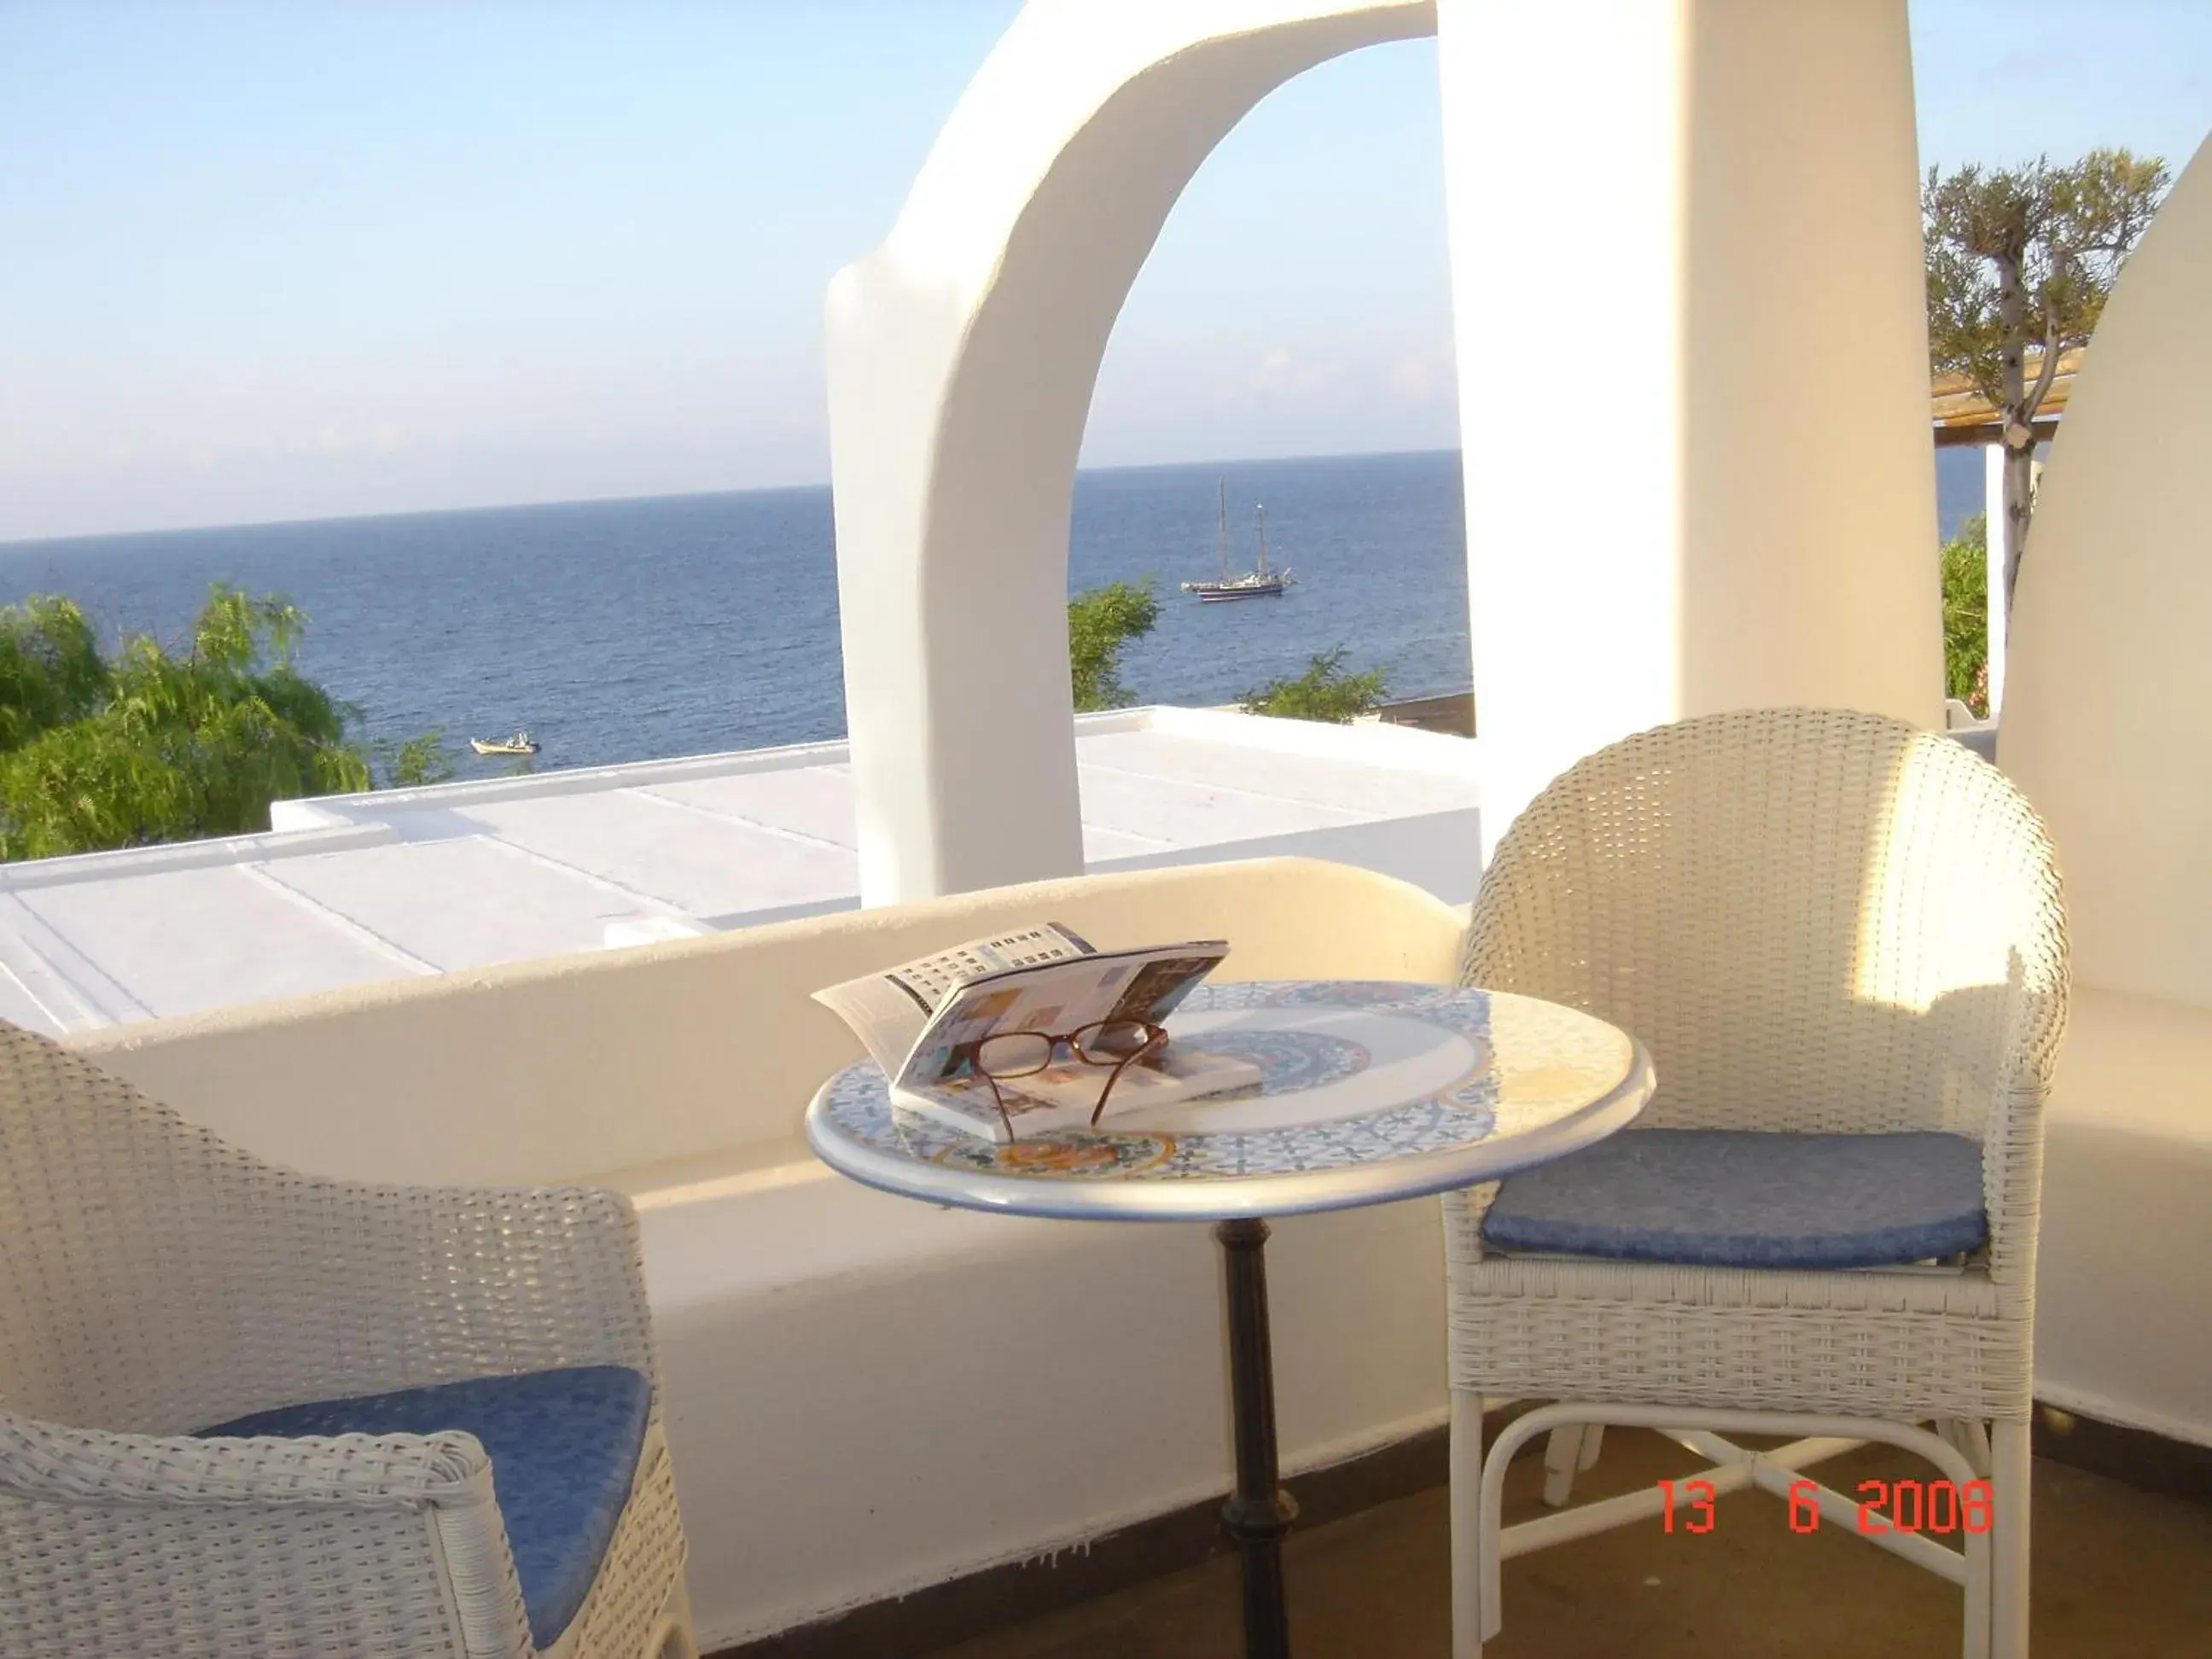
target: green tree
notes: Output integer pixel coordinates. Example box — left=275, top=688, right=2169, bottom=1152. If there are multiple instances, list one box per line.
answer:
left=1941, top=514, right=1990, bottom=717
left=1240, top=647, right=1389, bottom=723
left=1924, top=148, right=2168, bottom=616
left=0, top=596, right=108, bottom=752
left=1068, top=579, right=1160, bottom=712
left=0, top=585, right=445, bottom=860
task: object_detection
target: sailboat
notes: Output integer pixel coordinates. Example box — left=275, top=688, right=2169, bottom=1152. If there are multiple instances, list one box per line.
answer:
left=1179, top=479, right=1295, bottom=601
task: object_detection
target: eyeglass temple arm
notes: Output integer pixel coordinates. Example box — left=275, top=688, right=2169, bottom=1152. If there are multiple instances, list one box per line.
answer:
left=960, top=1045, right=1017, bottom=1141
left=1088, top=1026, right=1171, bottom=1126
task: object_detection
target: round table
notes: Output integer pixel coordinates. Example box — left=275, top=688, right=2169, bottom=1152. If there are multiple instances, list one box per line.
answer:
left=805, top=979, right=1654, bottom=1659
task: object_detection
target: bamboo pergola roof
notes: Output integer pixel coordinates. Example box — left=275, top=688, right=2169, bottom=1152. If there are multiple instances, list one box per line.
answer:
left=1930, top=346, right=2081, bottom=445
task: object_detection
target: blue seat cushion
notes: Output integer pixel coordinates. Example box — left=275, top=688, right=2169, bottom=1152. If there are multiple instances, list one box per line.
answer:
left=1481, top=1128, right=1988, bottom=1270
left=199, top=1365, right=652, bottom=1650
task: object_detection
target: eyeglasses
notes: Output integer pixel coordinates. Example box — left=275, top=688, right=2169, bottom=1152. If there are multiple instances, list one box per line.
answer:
left=967, top=1019, right=1169, bottom=1138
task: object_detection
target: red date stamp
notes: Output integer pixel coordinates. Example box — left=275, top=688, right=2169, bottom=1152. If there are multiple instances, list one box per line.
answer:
left=1659, top=1477, right=1995, bottom=1535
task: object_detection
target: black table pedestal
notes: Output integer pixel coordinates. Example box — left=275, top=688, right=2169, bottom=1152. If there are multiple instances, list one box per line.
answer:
left=1216, top=1217, right=1298, bottom=1659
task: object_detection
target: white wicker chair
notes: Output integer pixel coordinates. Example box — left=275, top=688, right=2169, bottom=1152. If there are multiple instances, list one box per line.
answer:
left=1447, top=708, right=2067, bottom=1659
left=0, top=1018, right=697, bottom=1659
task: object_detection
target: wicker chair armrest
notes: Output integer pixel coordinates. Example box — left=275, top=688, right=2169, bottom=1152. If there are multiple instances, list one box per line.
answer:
left=0, top=1411, right=496, bottom=1511
left=1441, top=1181, right=1500, bottom=1272
left=0, top=1413, right=537, bottom=1659
left=1978, top=1067, right=2056, bottom=1290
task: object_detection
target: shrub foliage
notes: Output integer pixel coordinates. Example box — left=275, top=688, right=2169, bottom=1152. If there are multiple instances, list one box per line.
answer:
left=1068, top=579, right=1161, bottom=712
left=1941, top=514, right=1991, bottom=718
left=1241, top=647, right=1389, bottom=723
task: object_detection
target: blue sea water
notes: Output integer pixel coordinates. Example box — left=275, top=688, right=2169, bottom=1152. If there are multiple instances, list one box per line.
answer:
left=0, top=448, right=1988, bottom=777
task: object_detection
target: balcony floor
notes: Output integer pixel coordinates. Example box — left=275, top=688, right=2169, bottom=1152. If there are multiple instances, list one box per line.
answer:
left=924, top=1428, right=2212, bottom=1658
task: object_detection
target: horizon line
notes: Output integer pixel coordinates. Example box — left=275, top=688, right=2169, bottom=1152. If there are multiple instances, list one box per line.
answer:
left=0, top=446, right=1465, bottom=554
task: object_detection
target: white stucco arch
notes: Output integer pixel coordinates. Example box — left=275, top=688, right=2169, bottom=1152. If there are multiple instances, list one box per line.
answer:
left=826, top=0, right=1436, bottom=906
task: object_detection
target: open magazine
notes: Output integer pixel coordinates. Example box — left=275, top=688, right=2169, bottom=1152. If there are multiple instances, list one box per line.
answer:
left=812, top=923, right=1262, bottom=1143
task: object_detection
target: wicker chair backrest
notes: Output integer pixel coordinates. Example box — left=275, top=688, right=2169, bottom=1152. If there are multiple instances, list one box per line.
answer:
left=0, top=1020, right=269, bottom=1431
left=1459, top=707, right=2067, bottom=1140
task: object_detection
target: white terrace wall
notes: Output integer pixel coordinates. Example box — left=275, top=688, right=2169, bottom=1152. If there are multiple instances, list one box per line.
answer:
left=1998, top=134, right=2212, bottom=1446
left=73, top=858, right=1468, bottom=1646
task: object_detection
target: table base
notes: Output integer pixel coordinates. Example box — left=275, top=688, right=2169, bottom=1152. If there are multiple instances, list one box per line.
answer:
left=1217, top=1217, right=1299, bottom=1659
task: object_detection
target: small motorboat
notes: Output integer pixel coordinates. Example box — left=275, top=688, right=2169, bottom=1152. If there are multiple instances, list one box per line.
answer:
left=469, top=731, right=540, bottom=757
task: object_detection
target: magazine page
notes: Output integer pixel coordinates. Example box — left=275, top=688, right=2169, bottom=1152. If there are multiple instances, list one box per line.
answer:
left=811, top=921, right=1097, bottom=1078
left=876, top=922, right=1097, bottom=1013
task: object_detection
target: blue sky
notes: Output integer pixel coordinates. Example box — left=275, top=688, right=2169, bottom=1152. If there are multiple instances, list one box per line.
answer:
left=2, top=1, right=2206, bottom=543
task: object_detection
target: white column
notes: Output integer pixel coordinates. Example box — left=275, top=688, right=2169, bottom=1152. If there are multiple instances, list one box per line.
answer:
left=1439, top=0, right=1940, bottom=857
left=1983, top=439, right=2008, bottom=717
left=826, top=0, right=1431, bottom=906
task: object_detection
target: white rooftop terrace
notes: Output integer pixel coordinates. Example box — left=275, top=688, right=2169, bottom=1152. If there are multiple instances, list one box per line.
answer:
left=0, top=705, right=1480, bottom=1036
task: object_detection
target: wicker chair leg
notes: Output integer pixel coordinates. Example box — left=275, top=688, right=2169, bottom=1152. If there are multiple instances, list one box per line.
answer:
left=1449, top=1388, right=1487, bottom=1658
left=1577, top=1423, right=1605, bottom=1470
left=649, top=1577, right=701, bottom=1659
left=1989, top=1419, right=2032, bottom=1659
left=1466, top=1402, right=2000, bottom=1657
left=1936, top=1417, right=1998, bottom=1482
left=1963, top=1418, right=1995, bottom=1479
left=1540, top=1423, right=1586, bottom=1507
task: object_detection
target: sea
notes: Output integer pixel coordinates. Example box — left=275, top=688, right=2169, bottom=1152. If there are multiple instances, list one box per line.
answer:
left=0, top=449, right=1989, bottom=777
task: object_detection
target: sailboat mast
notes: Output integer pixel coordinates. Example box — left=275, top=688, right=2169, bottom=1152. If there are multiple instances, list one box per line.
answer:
left=1217, top=477, right=1229, bottom=581
left=1254, top=504, right=1269, bottom=578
